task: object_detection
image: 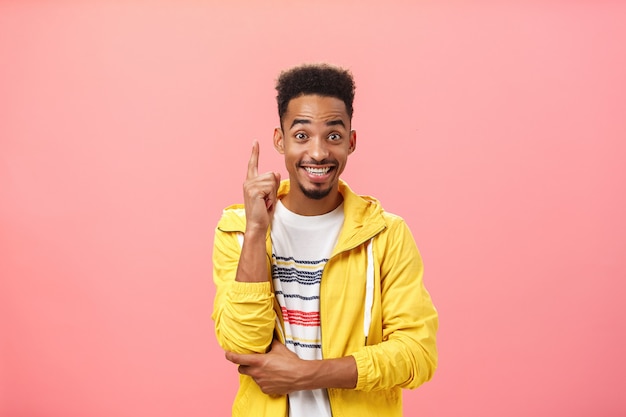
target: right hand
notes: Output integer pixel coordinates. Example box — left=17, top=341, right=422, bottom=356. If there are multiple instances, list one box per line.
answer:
left=243, top=141, right=281, bottom=233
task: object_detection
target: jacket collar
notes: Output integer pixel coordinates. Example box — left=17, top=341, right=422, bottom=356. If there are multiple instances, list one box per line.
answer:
left=217, top=179, right=387, bottom=251
left=333, top=180, right=386, bottom=254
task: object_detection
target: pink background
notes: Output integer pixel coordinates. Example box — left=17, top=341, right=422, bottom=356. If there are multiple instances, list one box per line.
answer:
left=1, top=1, right=625, bottom=416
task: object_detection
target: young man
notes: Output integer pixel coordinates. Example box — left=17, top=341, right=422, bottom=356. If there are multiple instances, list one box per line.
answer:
left=212, top=63, right=438, bottom=417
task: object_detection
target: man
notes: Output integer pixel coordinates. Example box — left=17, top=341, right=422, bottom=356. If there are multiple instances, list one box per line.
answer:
left=212, top=63, right=438, bottom=417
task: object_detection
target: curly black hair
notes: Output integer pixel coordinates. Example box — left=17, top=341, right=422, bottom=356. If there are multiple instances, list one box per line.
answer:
left=275, top=63, right=355, bottom=125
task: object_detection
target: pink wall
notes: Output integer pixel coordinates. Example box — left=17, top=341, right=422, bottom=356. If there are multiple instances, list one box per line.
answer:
left=1, top=1, right=625, bottom=416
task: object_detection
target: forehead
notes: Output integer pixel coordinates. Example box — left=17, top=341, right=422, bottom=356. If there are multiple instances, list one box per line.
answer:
left=284, top=94, right=349, bottom=124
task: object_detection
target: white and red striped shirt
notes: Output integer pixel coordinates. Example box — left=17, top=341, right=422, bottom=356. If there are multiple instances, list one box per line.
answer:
left=271, top=200, right=344, bottom=417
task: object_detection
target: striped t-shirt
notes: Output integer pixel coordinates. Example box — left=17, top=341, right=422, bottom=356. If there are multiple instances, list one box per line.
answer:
left=271, top=200, right=344, bottom=417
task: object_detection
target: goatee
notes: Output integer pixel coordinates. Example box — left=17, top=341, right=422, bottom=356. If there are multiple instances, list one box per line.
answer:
left=299, top=184, right=333, bottom=200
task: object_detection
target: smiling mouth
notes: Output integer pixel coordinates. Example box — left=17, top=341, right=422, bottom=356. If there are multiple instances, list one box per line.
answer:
left=304, top=166, right=332, bottom=176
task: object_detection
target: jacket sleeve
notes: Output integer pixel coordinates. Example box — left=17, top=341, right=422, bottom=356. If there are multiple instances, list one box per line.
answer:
left=211, top=226, right=276, bottom=354
left=351, top=217, right=438, bottom=391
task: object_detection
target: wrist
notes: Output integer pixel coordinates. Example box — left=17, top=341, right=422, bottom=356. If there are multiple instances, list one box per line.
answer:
left=244, top=227, right=267, bottom=240
left=294, top=359, right=321, bottom=391
left=299, top=357, right=358, bottom=391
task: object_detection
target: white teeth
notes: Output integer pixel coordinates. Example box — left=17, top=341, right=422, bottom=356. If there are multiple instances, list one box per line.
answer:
left=304, top=167, right=331, bottom=175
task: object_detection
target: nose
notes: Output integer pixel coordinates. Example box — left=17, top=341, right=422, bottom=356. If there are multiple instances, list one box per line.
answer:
left=308, top=136, right=329, bottom=162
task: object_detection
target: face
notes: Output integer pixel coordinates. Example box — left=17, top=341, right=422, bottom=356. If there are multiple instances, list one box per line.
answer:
left=274, top=94, right=356, bottom=213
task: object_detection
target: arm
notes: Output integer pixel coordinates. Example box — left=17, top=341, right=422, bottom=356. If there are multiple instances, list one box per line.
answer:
left=351, top=217, right=438, bottom=391
left=212, top=228, right=276, bottom=354
left=212, top=142, right=282, bottom=354
left=225, top=339, right=358, bottom=395
left=236, top=140, right=280, bottom=283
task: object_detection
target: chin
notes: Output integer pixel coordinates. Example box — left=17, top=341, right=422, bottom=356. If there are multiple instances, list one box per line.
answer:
left=299, top=184, right=333, bottom=200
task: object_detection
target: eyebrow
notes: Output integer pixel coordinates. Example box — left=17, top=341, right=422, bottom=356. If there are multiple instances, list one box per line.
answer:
left=289, top=119, right=346, bottom=129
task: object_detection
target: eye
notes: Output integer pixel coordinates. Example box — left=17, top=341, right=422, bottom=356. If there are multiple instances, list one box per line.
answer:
left=328, top=133, right=341, bottom=141
left=295, top=132, right=307, bottom=140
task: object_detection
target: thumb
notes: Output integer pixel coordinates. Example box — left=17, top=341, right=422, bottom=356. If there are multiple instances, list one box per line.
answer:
left=225, top=351, right=243, bottom=365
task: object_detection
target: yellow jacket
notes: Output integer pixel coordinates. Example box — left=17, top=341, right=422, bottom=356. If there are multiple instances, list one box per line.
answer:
left=212, top=180, right=438, bottom=417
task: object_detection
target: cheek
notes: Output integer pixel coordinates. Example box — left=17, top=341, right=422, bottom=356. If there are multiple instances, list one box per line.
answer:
left=336, top=150, right=351, bottom=163
left=287, top=147, right=306, bottom=160
left=284, top=151, right=301, bottom=168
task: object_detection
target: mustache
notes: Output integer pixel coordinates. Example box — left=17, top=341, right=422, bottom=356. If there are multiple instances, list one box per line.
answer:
left=298, top=159, right=338, bottom=167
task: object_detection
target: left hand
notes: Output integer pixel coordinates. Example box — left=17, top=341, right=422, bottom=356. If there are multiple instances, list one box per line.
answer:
left=225, top=339, right=304, bottom=395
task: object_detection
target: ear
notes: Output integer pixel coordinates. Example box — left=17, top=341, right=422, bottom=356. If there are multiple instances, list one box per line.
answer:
left=348, top=130, right=357, bottom=154
left=273, top=127, right=285, bottom=154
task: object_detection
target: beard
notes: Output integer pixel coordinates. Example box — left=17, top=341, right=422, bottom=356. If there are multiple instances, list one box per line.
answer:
left=299, top=183, right=334, bottom=200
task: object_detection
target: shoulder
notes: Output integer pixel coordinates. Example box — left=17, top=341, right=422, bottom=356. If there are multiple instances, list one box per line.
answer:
left=362, top=201, right=417, bottom=246
left=216, top=204, right=246, bottom=233
left=356, top=193, right=408, bottom=231
left=380, top=210, right=408, bottom=228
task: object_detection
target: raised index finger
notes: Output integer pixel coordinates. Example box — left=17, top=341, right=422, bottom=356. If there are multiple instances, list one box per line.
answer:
left=247, top=141, right=259, bottom=179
